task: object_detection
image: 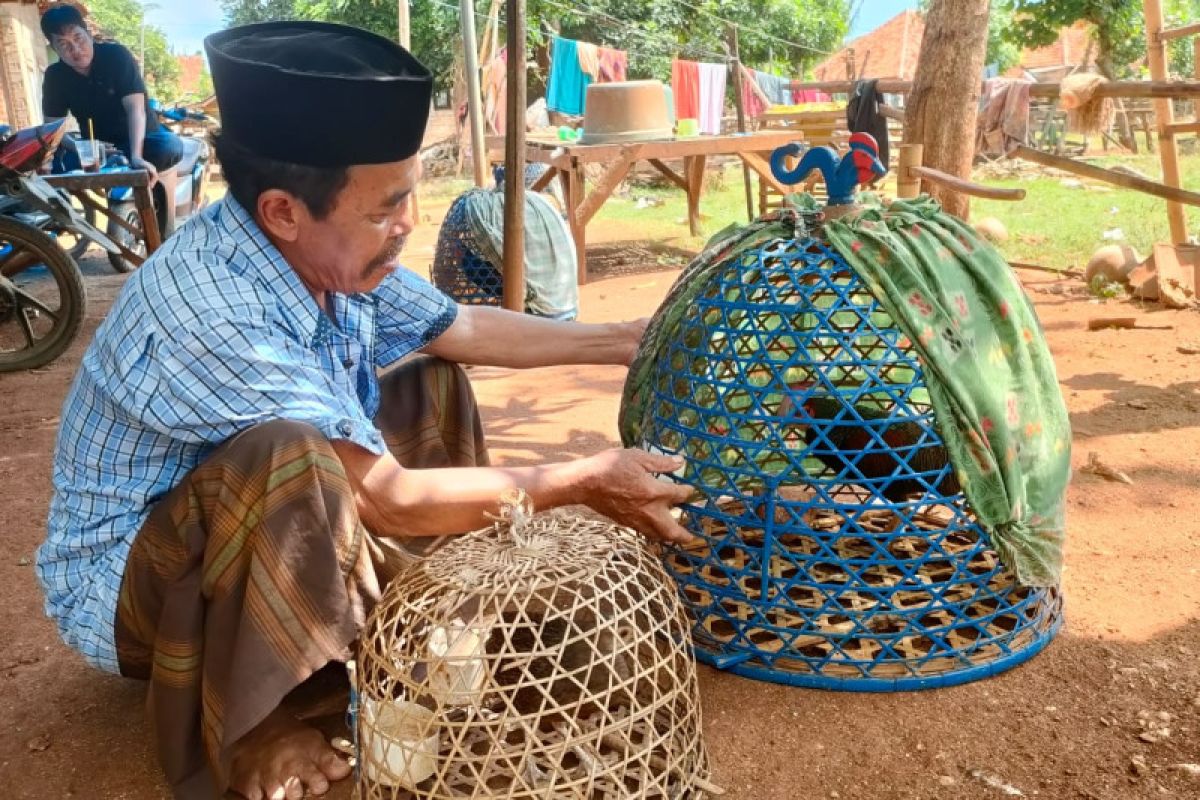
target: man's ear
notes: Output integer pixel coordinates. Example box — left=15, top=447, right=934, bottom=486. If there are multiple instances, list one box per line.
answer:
left=256, top=190, right=306, bottom=243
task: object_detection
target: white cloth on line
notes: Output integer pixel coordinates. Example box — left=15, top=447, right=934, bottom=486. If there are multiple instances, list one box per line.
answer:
left=697, top=62, right=727, bottom=136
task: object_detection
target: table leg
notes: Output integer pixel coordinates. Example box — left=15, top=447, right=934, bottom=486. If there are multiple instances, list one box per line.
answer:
left=684, top=155, right=708, bottom=237
left=559, top=161, right=588, bottom=285
left=134, top=186, right=162, bottom=252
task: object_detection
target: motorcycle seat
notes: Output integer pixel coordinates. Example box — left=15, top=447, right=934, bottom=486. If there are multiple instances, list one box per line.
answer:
left=174, top=137, right=205, bottom=176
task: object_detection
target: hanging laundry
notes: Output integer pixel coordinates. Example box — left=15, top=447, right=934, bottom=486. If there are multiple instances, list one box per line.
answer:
left=739, top=65, right=768, bottom=118
left=847, top=79, right=889, bottom=168
left=598, top=47, right=628, bottom=83
left=576, top=41, right=600, bottom=80
left=791, top=88, right=832, bottom=104
left=752, top=71, right=791, bottom=105
left=482, top=48, right=507, bottom=134
left=672, top=59, right=701, bottom=121
left=546, top=36, right=592, bottom=116
left=976, top=77, right=1033, bottom=156
left=696, top=62, right=727, bottom=135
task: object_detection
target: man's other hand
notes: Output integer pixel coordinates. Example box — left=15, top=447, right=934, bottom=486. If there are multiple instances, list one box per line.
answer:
left=131, top=156, right=158, bottom=189
left=579, top=448, right=696, bottom=545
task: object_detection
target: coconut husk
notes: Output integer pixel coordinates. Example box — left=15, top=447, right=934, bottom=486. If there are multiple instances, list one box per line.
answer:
left=1059, top=73, right=1114, bottom=135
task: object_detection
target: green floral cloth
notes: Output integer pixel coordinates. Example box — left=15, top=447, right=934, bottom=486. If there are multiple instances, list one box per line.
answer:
left=825, top=195, right=1070, bottom=587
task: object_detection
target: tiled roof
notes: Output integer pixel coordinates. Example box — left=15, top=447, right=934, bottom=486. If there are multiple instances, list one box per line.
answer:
left=813, top=10, right=926, bottom=82
left=1018, top=22, right=1093, bottom=70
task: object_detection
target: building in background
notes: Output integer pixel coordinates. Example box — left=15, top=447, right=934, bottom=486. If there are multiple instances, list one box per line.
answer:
left=0, top=0, right=51, bottom=129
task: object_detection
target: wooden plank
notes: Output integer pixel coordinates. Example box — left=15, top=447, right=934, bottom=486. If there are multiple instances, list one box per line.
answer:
left=912, top=165, right=1027, bottom=201
left=1160, top=21, right=1200, bottom=42
left=784, top=78, right=1200, bottom=100
left=74, top=189, right=139, bottom=238
left=44, top=169, right=151, bottom=190
left=529, top=165, right=557, bottom=192
left=1013, top=144, right=1200, bottom=207
left=648, top=159, right=688, bottom=190
left=1145, top=0, right=1190, bottom=243
left=739, top=151, right=791, bottom=196
left=575, top=146, right=640, bottom=227
left=510, top=131, right=803, bottom=164
left=1164, top=120, right=1200, bottom=135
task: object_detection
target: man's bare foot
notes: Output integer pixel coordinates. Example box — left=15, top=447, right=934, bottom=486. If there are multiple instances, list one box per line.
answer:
left=229, top=707, right=351, bottom=800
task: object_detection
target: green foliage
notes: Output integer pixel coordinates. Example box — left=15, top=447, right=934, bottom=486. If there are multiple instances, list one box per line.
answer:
left=85, top=0, right=180, bottom=99
left=215, top=0, right=850, bottom=92
left=1002, top=0, right=1144, bottom=78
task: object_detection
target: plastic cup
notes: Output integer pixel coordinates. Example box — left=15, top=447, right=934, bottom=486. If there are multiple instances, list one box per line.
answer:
left=676, top=118, right=700, bottom=138
left=76, top=139, right=100, bottom=172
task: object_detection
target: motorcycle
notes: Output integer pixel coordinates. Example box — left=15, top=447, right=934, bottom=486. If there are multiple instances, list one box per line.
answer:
left=0, top=119, right=121, bottom=372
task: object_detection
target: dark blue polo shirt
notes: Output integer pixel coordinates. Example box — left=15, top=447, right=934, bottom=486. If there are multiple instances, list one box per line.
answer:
left=41, top=41, right=161, bottom=146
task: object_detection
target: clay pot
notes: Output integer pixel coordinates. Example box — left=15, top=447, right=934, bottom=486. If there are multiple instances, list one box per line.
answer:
left=1085, top=244, right=1141, bottom=285
left=973, top=216, right=1009, bottom=243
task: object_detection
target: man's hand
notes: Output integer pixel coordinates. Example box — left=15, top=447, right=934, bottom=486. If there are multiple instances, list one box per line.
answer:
left=131, top=155, right=158, bottom=189
left=578, top=448, right=696, bottom=545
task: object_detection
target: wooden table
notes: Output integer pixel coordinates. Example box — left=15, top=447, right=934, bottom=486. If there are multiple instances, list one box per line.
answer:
left=43, top=170, right=161, bottom=267
left=487, top=131, right=804, bottom=284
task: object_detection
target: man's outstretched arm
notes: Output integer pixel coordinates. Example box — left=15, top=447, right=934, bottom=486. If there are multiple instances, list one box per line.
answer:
left=423, top=305, right=647, bottom=368
left=330, top=438, right=695, bottom=545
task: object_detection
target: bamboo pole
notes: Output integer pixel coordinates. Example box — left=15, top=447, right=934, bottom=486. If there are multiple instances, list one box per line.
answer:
left=1013, top=144, right=1200, bottom=207
left=1161, top=21, right=1200, bottom=41
left=1145, top=0, right=1189, bottom=243
left=459, top=0, right=488, bottom=188
left=728, top=24, right=755, bottom=223
left=897, top=143, right=1025, bottom=201
left=911, top=166, right=1026, bottom=201
left=501, top=0, right=526, bottom=312
left=897, top=143, right=923, bottom=198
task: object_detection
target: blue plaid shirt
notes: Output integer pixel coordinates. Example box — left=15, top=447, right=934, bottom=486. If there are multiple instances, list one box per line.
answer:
left=39, top=197, right=457, bottom=673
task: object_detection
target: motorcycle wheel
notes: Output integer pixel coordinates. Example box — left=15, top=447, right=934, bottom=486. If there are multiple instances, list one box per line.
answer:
left=0, top=216, right=86, bottom=373
left=106, top=201, right=145, bottom=274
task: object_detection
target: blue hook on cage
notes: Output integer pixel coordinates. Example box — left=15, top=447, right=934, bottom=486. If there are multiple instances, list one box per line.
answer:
left=769, top=132, right=888, bottom=207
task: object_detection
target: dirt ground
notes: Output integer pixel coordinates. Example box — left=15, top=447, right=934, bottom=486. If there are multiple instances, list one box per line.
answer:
left=1, top=187, right=1198, bottom=799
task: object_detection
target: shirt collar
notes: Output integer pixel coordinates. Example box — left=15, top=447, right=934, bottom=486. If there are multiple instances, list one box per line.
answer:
left=216, top=196, right=324, bottom=345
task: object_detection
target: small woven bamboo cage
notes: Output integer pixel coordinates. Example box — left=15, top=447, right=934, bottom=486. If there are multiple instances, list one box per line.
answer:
left=353, top=497, right=714, bottom=798
left=620, top=210, right=1062, bottom=691
left=431, top=190, right=506, bottom=308
left=431, top=165, right=565, bottom=310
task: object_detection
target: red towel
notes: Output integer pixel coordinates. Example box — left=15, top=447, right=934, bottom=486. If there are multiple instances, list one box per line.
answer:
left=672, top=59, right=701, bottom=120
left=740, top=65, right=767, bottom=118
left=598, top=47, right=628, bottom=83
left=791, top=88, right=833, bottom=104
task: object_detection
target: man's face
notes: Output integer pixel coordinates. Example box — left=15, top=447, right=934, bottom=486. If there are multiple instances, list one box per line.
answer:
left=292, top=156, right=420, bottom=296
left=50, top=25, right=94, bottom=73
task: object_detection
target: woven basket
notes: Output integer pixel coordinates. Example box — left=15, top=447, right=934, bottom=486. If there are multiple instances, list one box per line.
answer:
left=353, top=495, right=716, bottom=798
left=621, top=212, right=1062, bottom=691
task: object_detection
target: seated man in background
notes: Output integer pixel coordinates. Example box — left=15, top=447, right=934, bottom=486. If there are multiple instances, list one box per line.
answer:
left=39, top=3, right=182, bottom=185
left=38, top=19, right=691, bottom=800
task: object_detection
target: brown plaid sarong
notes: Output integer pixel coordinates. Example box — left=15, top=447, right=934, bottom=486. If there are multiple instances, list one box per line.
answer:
left=113, top=356, right=488, bottom=798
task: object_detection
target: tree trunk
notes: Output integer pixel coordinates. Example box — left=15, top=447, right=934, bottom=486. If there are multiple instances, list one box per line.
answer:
left=903, top=0, right=990, bottom=219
